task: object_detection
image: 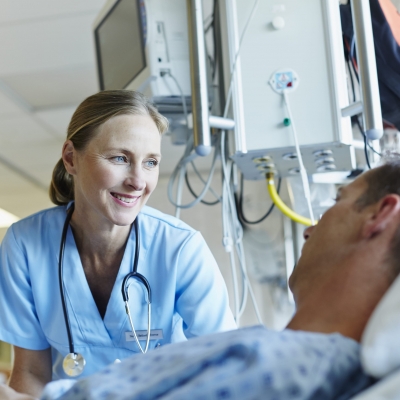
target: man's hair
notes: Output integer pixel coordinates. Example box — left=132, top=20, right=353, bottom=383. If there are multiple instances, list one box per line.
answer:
left=356, top=159, right=400, bottom=278
left=356, top=160, right=400, bottom=207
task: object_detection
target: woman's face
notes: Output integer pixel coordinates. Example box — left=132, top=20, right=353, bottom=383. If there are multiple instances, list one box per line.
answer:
left=65, top=114, right=161, bottom=228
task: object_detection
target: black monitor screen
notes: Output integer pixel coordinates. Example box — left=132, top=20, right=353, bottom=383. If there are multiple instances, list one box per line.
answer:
left=95, top=0, right=146, bottom=90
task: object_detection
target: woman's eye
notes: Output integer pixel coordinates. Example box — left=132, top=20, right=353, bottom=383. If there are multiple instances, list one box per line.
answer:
left=145, top=159, right=159, bottom=168
left=112, top=155, right=128, bottom=163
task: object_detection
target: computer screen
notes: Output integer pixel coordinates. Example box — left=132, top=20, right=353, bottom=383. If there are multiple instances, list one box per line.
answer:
left=94, top=0, right=146, bottom=90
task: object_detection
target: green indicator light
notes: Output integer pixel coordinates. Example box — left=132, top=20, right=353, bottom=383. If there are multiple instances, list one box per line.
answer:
left=283, top=118, right=291, bottom=127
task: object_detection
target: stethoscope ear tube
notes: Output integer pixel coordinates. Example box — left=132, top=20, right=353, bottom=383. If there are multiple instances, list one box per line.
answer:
left=59, top=204, right=86, bottom=376
left=121, top=217, right=152, bottom=304
left=122, top=216, right=152, bottom=354
left=59, top=204, right=75, bottom=356
left=122, top=272, right=152, bottom=303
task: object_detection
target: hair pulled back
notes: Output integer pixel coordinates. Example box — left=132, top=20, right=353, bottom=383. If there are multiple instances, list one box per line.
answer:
left=49, top=90, right=168, bottom=206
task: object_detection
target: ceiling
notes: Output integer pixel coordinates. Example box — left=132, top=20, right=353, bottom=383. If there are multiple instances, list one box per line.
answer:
left=0, top=0, right=195, bottom=240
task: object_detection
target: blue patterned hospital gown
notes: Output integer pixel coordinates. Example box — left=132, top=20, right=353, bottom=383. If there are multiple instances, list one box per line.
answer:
left=42, top=326, right=373, bottom=400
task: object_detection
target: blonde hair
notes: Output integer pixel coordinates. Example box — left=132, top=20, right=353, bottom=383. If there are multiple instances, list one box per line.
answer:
left=49, top=90, right=169, bottom=205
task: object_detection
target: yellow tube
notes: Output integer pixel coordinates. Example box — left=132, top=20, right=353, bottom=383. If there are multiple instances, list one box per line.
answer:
left=266, top=173, right=315, bottom=227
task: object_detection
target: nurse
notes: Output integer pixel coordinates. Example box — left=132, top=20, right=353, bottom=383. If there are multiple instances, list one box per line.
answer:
left=0, top=90, right=236, bottom=398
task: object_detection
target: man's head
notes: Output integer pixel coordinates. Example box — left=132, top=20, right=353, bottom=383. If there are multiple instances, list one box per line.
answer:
left=289, top=160, right=400, bottom=305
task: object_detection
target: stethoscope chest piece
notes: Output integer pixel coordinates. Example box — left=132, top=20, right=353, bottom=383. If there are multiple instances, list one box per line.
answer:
left=63, top=352, right=86, bottom=377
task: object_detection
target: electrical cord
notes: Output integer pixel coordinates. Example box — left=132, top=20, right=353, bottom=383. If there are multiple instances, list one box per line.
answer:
left=168, top=138, right=220, bottom=209
left=220, top=130, right=264, bottom=324
left=356, top=117, right=384, bottom=169
left=185, top=169, right=220, bottom=205
left=163, top=71, right=189, bottom=127
left=266, top=173, right=314, bottom=227
left=236, top=173, right=282, bottom=225
left=282, top=91, right=315, bottom=225
left=189, top=160, right=221, bottom=202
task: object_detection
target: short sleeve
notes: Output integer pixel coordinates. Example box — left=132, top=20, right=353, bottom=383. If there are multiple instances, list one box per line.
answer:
left=0, top=225, right=49, bottom=349
left=174, top=231, right=236, bottom=337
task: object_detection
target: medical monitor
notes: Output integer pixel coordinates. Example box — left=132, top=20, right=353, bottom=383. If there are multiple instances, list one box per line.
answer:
left=93, top=0, right=191, bottom=111
left=94, top=0, right=146, bottom=90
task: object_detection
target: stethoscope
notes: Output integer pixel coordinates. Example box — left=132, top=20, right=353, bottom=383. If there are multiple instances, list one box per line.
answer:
left=59, top=203, right=152, bottom=377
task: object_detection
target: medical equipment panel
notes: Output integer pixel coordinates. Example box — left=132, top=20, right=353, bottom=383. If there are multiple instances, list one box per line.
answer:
left=226, top=0, right=355, bottom=179
left=93, top=0, right=191, bottom=112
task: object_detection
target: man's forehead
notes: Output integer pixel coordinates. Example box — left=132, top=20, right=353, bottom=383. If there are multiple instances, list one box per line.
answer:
left=337, top=174, right=367, bottom=197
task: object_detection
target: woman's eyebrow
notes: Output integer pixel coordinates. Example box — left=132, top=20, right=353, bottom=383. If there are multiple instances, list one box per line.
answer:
left=108, top=147, right=162, bottom=158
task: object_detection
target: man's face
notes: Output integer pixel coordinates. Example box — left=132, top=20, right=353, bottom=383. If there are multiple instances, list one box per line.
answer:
left=289, top=173, right=370, bottom=301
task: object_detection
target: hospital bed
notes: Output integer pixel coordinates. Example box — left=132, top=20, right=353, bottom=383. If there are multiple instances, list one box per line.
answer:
left=36, top=271, right=400, bottom=400
left=351, top=272, right=400, bottom=399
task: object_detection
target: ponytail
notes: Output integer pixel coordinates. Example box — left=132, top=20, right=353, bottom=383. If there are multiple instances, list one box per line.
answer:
left=49, top=158, right=74, bottom=206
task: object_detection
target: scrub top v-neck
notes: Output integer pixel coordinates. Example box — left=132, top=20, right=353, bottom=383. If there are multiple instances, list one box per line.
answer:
left=0, top=204, right=236, bottom=379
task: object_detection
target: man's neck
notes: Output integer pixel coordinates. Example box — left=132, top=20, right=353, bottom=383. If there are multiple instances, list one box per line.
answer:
left=286, top=259, right=392, bottom=341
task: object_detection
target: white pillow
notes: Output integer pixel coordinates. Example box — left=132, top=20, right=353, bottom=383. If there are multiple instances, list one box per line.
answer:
left=361, top=273, right=400, bottom=378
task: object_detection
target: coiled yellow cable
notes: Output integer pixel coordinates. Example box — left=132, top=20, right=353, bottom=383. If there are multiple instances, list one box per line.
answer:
left=266, top=172, right=315, bottom=227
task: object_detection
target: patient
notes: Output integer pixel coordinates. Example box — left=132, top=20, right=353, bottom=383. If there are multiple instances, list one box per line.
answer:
left=2, top=161, right=400, bottom=400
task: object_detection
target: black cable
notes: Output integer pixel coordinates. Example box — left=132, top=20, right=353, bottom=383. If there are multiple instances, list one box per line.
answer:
left=347, top=59, right=356, bottom=103
left=356, top=118, right=372, bottom=169
left=184, top=170, right=220, bottom=206
left=237, top=173, right=282, bottom=225
left=356, top=117, right=382, bottom=156
left=350, top=49, right=360, bottom=84
left=211, top=0, right=218, bottom=81
left=203, top=0, right=217, bottom=81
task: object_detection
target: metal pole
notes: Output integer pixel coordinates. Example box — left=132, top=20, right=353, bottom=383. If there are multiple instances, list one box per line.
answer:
left=186, top=0, right=212, bottom=156
left=350, top=0, right=383, bottom=140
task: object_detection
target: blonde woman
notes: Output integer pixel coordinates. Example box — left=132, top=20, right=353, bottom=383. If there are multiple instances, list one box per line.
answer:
left=0, top=90, right=235, bottom=398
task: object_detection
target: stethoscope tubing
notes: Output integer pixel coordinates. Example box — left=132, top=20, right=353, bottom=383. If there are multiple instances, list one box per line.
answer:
left=59, top=203, right=152, bottom=375
left=58, top=204, right=75, bottom=355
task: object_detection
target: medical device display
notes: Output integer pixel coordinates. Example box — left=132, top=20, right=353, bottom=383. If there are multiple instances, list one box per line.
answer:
left=93, top=0, right=191, bottom=113
left=59, top=205, right=151, bottom=376
left=94, top=0, right=146, bottom=91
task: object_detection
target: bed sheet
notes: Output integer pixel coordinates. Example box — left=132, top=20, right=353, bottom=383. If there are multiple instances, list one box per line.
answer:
left=42, top=326, right=374, bottom=400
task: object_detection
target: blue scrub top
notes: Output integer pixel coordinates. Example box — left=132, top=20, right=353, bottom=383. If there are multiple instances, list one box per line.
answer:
left=0, top=205, right=236, bottom=380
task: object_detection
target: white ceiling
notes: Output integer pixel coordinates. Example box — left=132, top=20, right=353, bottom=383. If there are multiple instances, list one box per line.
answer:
left=0, top=0, right=193, bottom=239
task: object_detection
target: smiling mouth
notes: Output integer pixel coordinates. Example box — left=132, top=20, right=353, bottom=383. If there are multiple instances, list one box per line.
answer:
left=111, top=193, right=139, bottom=204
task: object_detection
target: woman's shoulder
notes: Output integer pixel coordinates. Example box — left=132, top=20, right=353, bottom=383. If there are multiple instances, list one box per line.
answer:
left=7, top=205, right=67, bottom=236
left=139, top=206, right=196, bottom=233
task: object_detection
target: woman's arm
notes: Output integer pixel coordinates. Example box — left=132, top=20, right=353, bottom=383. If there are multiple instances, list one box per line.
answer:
left=175, top=232, right=237, bottom=337
left=0, top=384, right=37, bottom=400
left=0, top=384, right=38, bottom=400
left=9, top=347, right=52, bottom=398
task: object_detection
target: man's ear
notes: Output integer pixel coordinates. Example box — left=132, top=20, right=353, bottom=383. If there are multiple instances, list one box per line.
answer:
left=62, top=140, right=77, bottom=176
left=362, top=194, right=400, bottom=239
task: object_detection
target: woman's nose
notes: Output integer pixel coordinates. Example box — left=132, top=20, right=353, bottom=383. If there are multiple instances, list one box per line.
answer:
left=125, top=167, right=145, bottom=191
